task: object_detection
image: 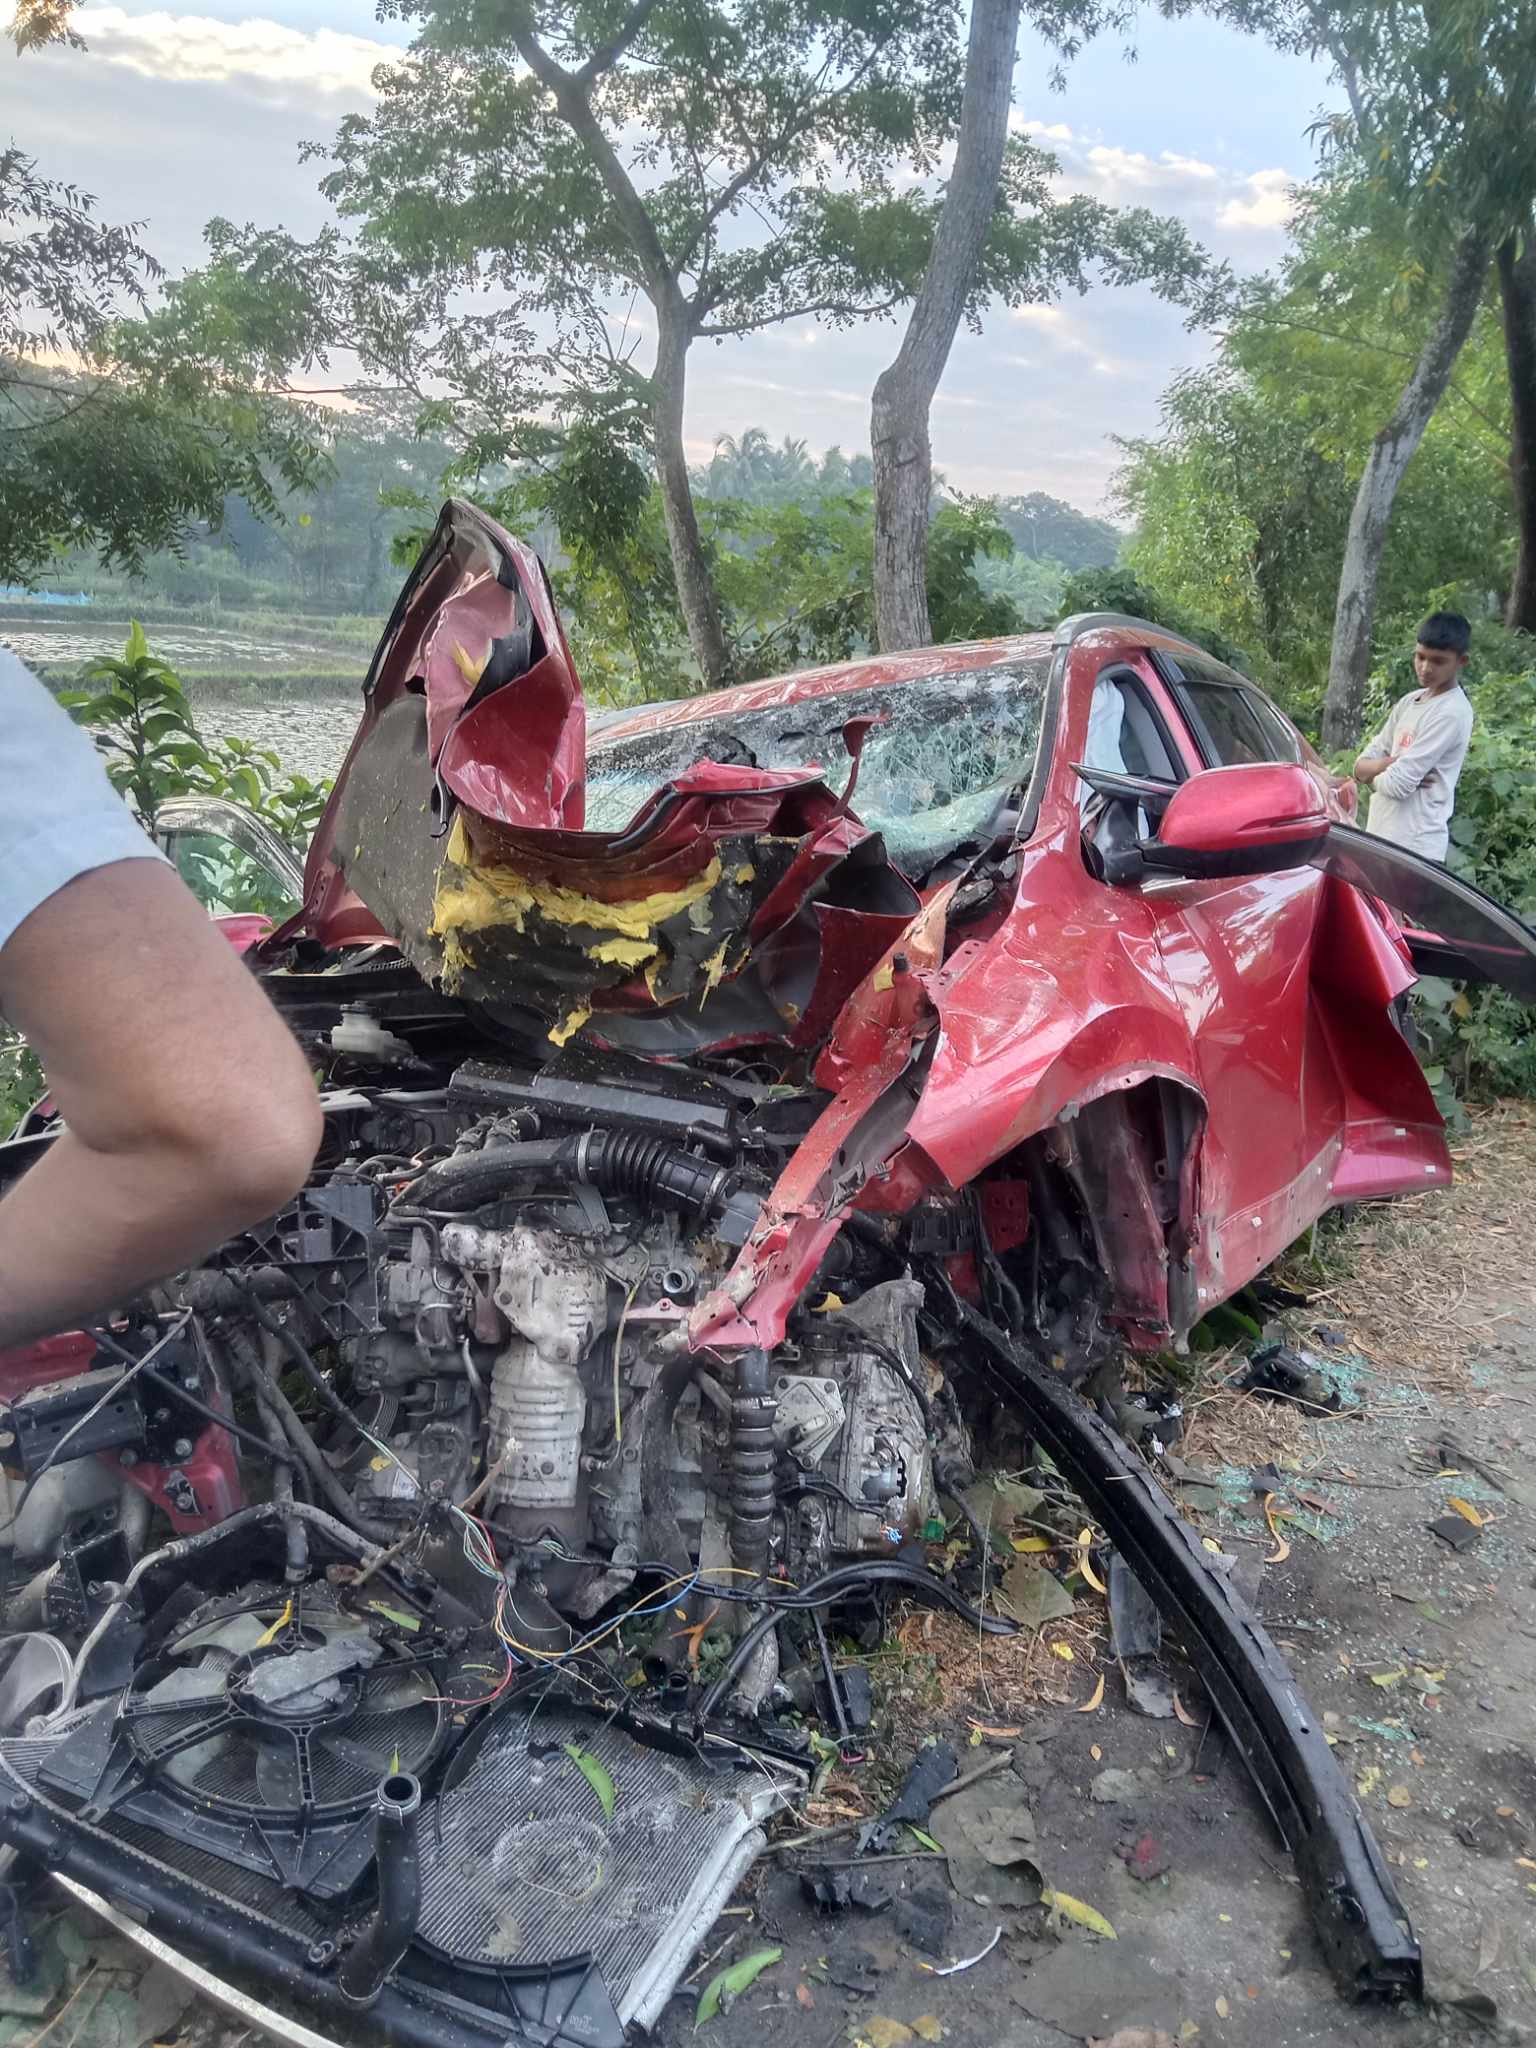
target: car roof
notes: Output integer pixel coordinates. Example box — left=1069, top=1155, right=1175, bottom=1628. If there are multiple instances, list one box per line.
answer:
left=586, top=631, right=1057, bottom=750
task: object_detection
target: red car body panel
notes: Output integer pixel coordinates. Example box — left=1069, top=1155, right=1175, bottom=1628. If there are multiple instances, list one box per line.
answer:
left=263, top=509, right=1453, bottom=1372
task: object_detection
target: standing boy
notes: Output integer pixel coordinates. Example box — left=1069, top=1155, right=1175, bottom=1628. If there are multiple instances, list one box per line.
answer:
left=1353, top=612, right=1475, bottom=861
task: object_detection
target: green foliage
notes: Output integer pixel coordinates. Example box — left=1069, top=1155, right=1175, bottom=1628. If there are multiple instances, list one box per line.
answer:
left=713, top=491, right=1032, bottom=680
left=58, top=624, right=329, bottom=845
left=1, top=149, right=329, bottom=588
left=0, top=1030, right=44, bottom=1136
left=695, top=433, right=874, bottom=507
left=1113, top=185, right=1514, bottom=730
left=994, top=491, right=1122, bottom=570
left=1056, top=563, right=1253, bottom=673
left=1354, top=619, right=1536, bottom=1104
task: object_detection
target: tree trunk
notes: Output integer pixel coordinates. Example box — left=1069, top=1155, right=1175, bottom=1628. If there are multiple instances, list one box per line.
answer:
left=1322, top=225, right=1491, bottom=749
left=652, top=311, right=733, bottom=688
left=1497, top=229, right=1536, bottom=634
left=871, top=0, right=1023, bottom=653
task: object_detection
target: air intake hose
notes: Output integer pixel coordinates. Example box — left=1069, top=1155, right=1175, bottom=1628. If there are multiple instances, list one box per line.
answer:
left=729, top=1348, right=777, bottom=1583
left=337, top=1773, right=422, bottom=2007
left=399, top=1129, right=745, bottom=1226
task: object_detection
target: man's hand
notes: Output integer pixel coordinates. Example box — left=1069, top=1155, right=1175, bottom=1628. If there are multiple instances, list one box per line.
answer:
left=1354, top=752, right=1391, bottom=786
left=0, top=859, right=322, bottom=1347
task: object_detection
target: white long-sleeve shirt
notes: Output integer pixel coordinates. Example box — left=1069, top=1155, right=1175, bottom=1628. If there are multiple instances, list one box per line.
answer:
left=1363, top=684, right=1474, bottom=860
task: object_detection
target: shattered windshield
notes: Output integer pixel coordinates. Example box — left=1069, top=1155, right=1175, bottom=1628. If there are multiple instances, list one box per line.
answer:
left=584, top=660, right=1051, bottom=867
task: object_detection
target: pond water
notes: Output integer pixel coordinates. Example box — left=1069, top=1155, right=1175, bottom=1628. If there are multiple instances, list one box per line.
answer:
left=3, top=616, right=367, bottom=785
left=0, top=617, right=354, bottom=670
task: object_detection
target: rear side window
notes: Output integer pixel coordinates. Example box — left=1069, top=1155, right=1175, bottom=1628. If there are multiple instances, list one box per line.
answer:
left=1163, top=655, right=1305, bottom=767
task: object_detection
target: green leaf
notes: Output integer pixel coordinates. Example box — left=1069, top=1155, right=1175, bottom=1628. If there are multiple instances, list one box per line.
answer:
left=366, top=1602, right=421, bottom=1631
left=562, top=1743, right=616, bottom=1820
left=124, top=619, right=149, bottom=665
left=695, top=1948, right=782, bottom=2027
left=906, top=1826, right=942, bottom=1852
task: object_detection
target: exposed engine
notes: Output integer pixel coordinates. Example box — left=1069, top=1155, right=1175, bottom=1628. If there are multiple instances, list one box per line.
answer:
left=195, top=1038, right=966, bottom=1647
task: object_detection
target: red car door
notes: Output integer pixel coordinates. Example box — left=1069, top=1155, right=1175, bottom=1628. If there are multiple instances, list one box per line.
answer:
left=1078, top=644, right=1445, bottom=1305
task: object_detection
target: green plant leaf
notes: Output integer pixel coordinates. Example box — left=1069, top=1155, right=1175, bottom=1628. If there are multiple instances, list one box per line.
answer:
left=563, top=1743, right=616, bottom=1820
left=124, top=619, right=149, bottom=664
left=695, top=1948, right=782, bottom=2027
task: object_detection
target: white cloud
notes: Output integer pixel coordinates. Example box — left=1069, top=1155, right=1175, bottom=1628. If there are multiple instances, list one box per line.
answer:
left=71, top=5, right=392, bottom=98
left=1079, top=143, right=1223, bottom=196
left=1217, top=167, right=1296, bottom=232
left=1011, top=115, right=1075, bottom=142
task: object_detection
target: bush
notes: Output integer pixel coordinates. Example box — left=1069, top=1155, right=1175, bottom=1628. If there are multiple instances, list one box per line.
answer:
left=1362, top=622, right=1536, bottom=1104
left=1056, top=566, right=1254, bottom=675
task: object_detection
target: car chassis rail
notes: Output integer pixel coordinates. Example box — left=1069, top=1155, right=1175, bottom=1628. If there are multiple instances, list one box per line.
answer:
left=950, top=1295, right=1422, bottom=2001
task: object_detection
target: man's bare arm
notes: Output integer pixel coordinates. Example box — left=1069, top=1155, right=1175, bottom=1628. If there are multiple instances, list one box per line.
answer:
left=1354, top=753, right=1391, bottom=785
left=0, top=859, right=322, bottom=1347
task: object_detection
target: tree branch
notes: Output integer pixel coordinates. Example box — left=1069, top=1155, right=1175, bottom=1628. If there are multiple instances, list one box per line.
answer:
left=1234, top=309, right=1505, bottom=437
left=696, top=292, right=903, bottom=337
left=503, top=0, right=681, bottom=314
left=574, top=0, right=662, bottom=89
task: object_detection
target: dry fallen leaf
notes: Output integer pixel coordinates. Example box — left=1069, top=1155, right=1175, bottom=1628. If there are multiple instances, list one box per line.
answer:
left=863, top=2018, right=915, bottom=2048
left=1261, top=1492, right=1291, bottom=1564
left=795, top=1985, right=815, bottom=2011
left=1387, top=1786, right=1412, bottom=1809
left=1076, top=1673, right=1106, bottom=1712
left=1076, top=1528, right=1107, bottom=1594
left=966, top=1720, right=1022, bottom=1738
left=913, top=2020, right=943, bottom=2043
left=1172, top=1691, right=1199, bottom=1729
left=1214, top=1996, right=1230, bottom=2020
left=1051, top=1641, right=1075, bottom=1661
left=1044, top=1889, right=1116, bottom=1939
left=1090, top=1744, right=1103, bottom=1761
left=1446, top=1496, right=1485, bottom=1527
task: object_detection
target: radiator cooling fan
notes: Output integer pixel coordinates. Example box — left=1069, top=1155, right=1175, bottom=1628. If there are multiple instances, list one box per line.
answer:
left=40, top=1588, right=453, bottom=1898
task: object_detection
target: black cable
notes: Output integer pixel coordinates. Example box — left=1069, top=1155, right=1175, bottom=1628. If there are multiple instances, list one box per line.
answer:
left=820, top=1318, right=936, bottom=1435
left=239, top=1289, right=363, bottom=1433
left=778, top=1474, right=884, bottom=1517
left=138, top=1364, right=296, bottom=1467
left=937, top=1474, right=992, bottom=1556
left=694, top=1558, right=1016, bottom=1721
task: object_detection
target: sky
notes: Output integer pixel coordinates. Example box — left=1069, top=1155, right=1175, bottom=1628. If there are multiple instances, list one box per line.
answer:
left=2, top=3, right=1334, bottom=513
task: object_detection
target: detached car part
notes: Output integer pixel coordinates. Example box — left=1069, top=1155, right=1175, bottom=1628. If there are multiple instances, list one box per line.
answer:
left=947, top=1294, right=1420, bottom=1999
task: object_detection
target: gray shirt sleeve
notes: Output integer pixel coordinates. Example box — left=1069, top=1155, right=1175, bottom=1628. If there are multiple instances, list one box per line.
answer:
left=0, top=647, right=166, bottom=955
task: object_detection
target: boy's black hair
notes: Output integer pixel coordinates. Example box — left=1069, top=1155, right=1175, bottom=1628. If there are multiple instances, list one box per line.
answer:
left=1416, top=610, right=1472, bottom=656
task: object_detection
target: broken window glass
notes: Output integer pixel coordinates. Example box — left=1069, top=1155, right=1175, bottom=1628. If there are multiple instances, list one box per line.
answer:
left=584, top=660, right=1051, bottom=868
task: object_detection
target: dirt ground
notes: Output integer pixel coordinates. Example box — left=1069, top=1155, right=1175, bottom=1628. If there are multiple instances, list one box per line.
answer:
left=654, top=1102, right=1536, bottom=2048
left=6, top=1104, right=1534, bottom=2048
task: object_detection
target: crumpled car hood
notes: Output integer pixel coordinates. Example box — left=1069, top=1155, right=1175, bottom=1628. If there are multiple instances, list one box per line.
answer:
left=286, top=501, right=921, bottom=1050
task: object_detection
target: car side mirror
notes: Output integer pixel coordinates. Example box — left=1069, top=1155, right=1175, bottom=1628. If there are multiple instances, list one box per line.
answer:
left=1144, top=763, right=1329, bottom=880
left=1076, top=762, right=1329, bottom=885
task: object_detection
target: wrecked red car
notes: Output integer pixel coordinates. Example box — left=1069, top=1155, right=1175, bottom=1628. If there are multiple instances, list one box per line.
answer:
left=2, top=501, right=1534, bottom=2042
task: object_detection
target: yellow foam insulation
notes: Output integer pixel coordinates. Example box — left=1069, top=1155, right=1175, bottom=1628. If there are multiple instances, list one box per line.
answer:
left=698, top=939, right=733, bottom=1003
left=585, top=936, right=655, bottom=968
left=451, top=640, right=489, bottom=686
left=734, top=863, right=756, bottom=884
left=432, top=815, right=723, bottom=948
left=548, top=1005, right=591, bottom=1046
